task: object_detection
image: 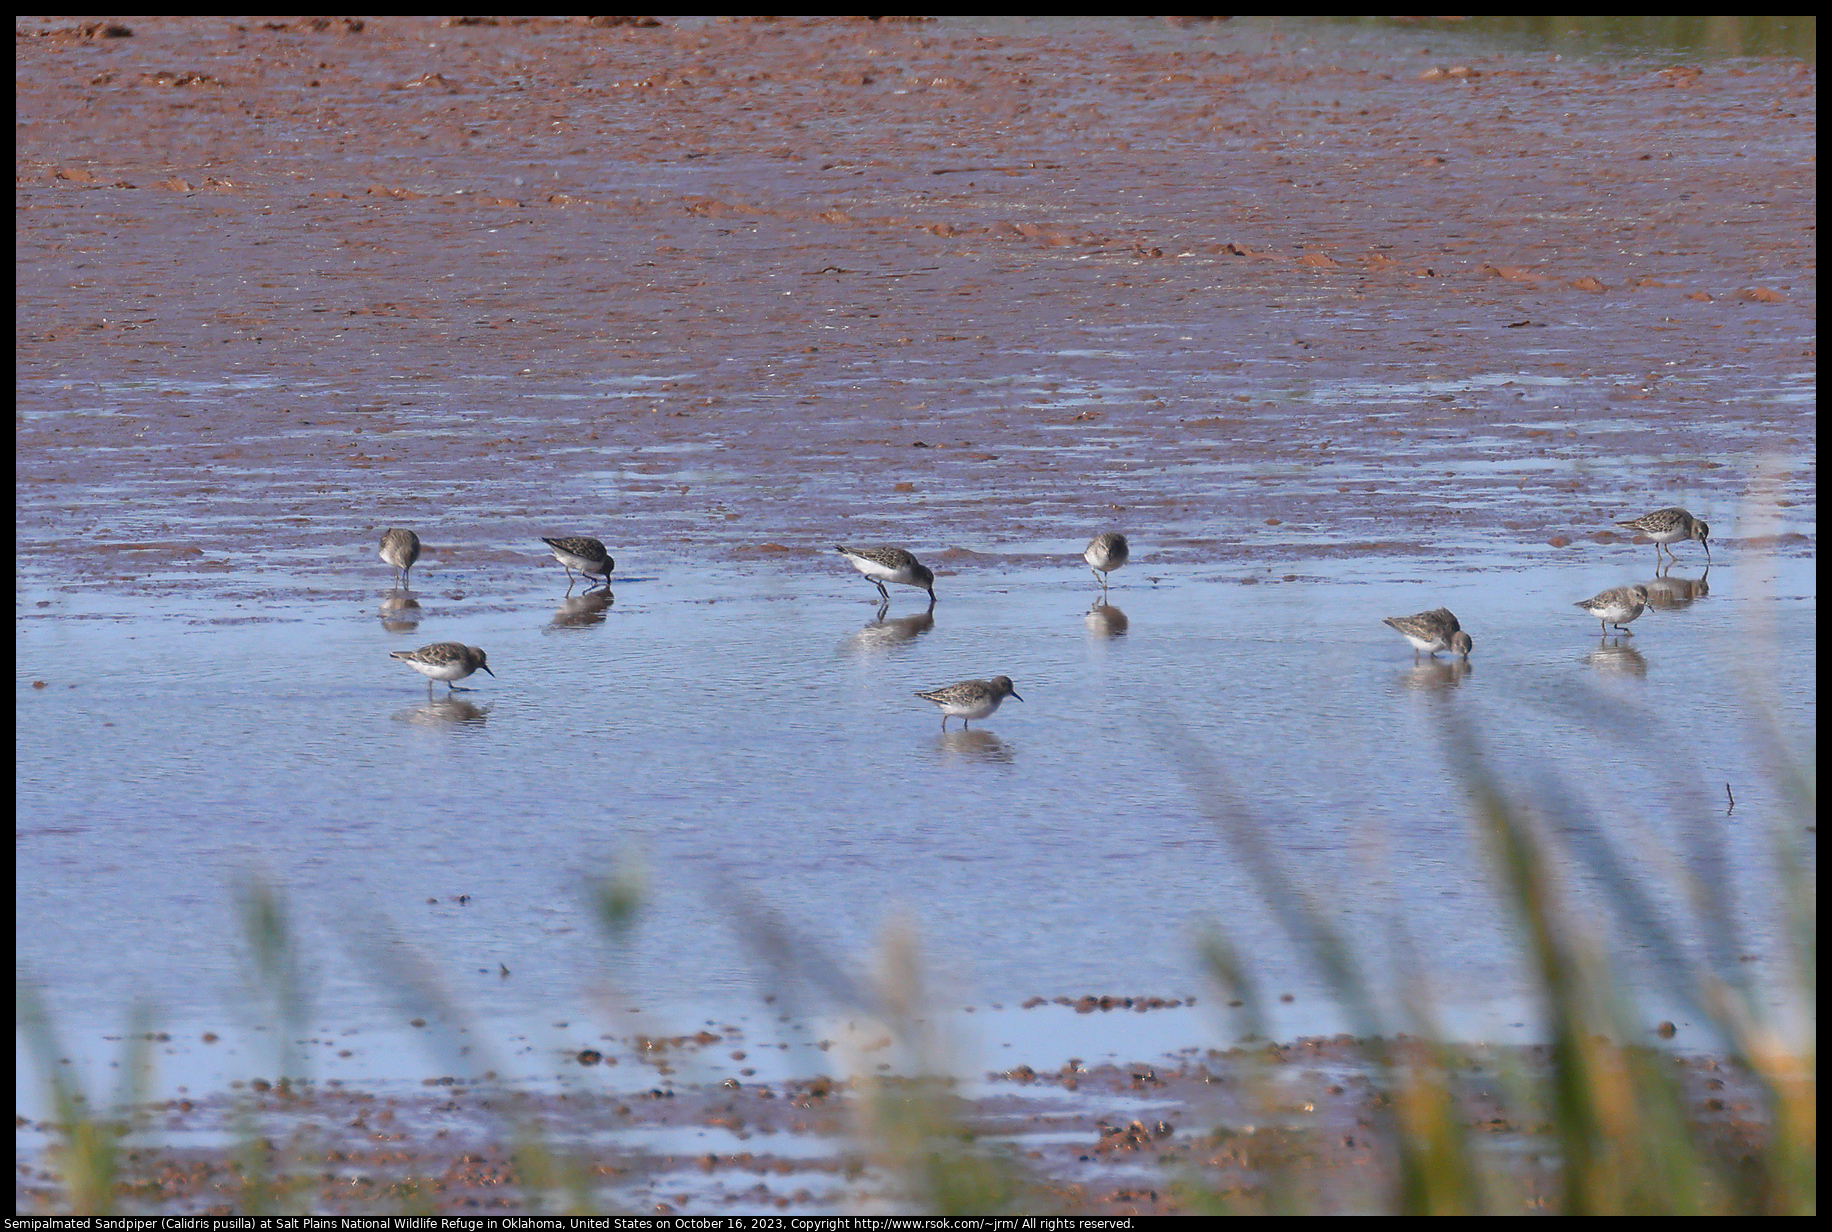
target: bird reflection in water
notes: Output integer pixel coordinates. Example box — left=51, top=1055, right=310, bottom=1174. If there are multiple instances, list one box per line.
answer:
left=551, top=588, right=614, bottom=629
left=1085, top=602, right=1128, bottom=638
left=842, top=599, right=936, bottom=655
left=1399, top=658, right=1472, bottom=692
left=394, top=698, right=491, bottom=727
left=1644, top=566, right=1709, bottom=612
left=1585, top=638, right=1648, bottom=678
left=379, top=591, right=422, bottom=634
left=936, top=728, right=1014, bottom=763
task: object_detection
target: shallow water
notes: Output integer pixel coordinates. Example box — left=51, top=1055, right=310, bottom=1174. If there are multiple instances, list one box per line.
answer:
left=16, top=547, right=1814, bottom=1066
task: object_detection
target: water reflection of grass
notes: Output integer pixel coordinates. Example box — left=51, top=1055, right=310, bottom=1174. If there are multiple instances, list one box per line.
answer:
left=19, top=743, right=1814, bottom=1214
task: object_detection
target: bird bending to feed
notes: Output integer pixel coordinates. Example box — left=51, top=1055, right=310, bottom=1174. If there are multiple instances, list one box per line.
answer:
left=542, top=537, right=615, bottom=590
left=1615, top=507, right=1710, bottom=565
left=835, top=545, right=935, bottom=604
left=1381, top=608, right=1473, bottom=658
left=914, top=676, right=1022, bottom=731
left=379, top=527, right=421, bottom=589
left=390, top=642, right=495, bottom=690
left=1084, top=531, right=1129, bottom=591
left=1574, top=585, right=1650, bottom=636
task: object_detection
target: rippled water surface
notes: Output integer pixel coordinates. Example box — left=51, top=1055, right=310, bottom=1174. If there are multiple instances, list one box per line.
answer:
left=17, top=548, right=1814, bottom=1057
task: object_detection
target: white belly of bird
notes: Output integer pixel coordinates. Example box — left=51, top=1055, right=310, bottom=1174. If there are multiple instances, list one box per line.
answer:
left=848, top=555, right=910, bottom=584
left=1595, top=600, right=1642, bottom=623
left=404, top=658, right=468, bottom=681
left=551, top=547, right=609, bottom=574
left=940, top=695, right=1001, bottom=721
left=1398, top=631, right=1447, bottom=653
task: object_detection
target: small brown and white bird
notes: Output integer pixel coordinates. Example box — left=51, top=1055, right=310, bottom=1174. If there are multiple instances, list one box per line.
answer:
left=1574, top=585, right=1650, bottom=636
left=914, top=676, right=1022, bottom=731
left=542, top=537, right=615, bottom=590
left=836, top=545, right=935, bottom=605
left=1084, top=532, right=1129, bottom=592
left=390, top=642, right=495, bottom=690
left=1381, top=608, right=1473, bottom=658
left=1615, top=508, right=1710, bottom=565
left=378, top=527, right=421, bottom=589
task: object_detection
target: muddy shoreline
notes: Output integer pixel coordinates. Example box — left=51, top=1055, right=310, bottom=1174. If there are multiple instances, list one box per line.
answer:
left=16, top=17, right=1815, bottom=594
left=17, top=1036, right=1770, bottom=1215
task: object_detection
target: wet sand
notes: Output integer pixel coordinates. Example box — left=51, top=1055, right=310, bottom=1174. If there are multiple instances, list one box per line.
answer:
left=16, top=1030, right=1770, bottom=1215
left=15, top=16, right=1815, bottom=589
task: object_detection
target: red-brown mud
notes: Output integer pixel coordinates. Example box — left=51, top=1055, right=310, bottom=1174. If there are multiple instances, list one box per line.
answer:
left=15, top=17, right=1815, bottom=593
left=15, top=1040, right=1772, bottom=1214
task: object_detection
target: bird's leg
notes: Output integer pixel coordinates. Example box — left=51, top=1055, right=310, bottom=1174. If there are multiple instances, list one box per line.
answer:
left=874, top=579, right=890, bottom=602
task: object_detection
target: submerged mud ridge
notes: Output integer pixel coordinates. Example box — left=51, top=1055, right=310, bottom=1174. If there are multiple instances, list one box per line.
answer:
left=16, top=1039, right=1769, bottom=1215
left=14, top=16, right=1815, bottom=596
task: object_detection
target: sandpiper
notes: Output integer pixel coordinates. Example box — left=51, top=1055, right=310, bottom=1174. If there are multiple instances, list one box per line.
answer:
left=836, top=545, right=935, bottom=604
left=378, top=527, right=421, bottom=588
left=1381, top=608, right=1473, bottom=658
left=1574, top=584, right=1650, bottom=636
left=542, top=536, right=615, bottom=590
left=914, top=676, right=1022, bottom=731
left=1084, top=531, right=1129, bottom=592
left=1615, top=507, right=1710, bottom=565
left=390, top=642, right=495, bottom=690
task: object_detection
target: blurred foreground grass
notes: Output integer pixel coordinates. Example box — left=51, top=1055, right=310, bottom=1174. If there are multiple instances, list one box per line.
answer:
left=1168, top=713, right=1814, bottom=1216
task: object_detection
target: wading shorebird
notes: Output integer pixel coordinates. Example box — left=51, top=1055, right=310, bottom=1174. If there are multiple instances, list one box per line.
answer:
left=1084, top=531, right=1129, bottom=593
left=378, top=527, right=421, bottom=589
left=914, top=676, right=1023, bottom=731
left=390, top=642, right=495, bottom=691
left=1574, top=584, right=1650, bottom=636
left=1382, top=608, right=1473, bottom=659
left=542, top=537, right=615, bottom=591
left=1615, top=508, right=1710, bottom=566
left=835, top=545, right=935, bottom=605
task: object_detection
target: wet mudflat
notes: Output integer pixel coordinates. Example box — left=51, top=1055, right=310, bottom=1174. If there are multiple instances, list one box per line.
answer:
left=14, top=14, right=1815, bottom=1213
left=14, top=1028, right=1774, bottom=1216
